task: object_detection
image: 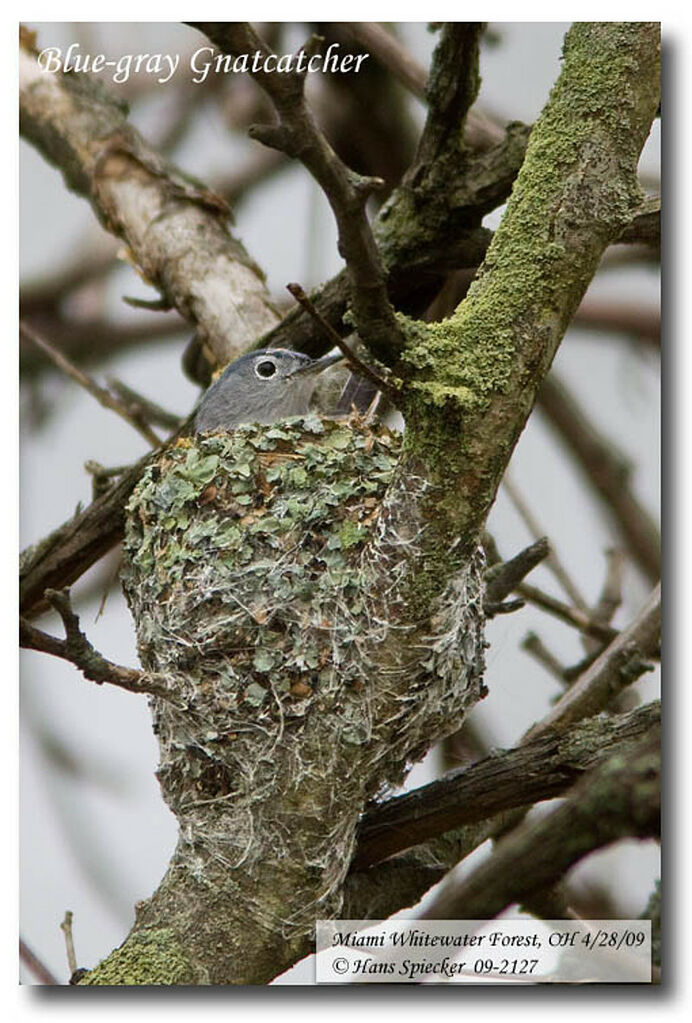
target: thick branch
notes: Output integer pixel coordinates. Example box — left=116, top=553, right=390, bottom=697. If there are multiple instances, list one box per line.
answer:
left=396, top=22, right=660, bottom=562
left=19, top=38, right=280, bottom=368
left=419, top=738, right=660, bottom=921
left=352, top=700, right=659, bottom=869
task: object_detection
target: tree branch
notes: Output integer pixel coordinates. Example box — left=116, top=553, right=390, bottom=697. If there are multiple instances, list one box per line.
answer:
left=527, top=582, right=660, bottom=738
left=483, top=536, right=549, bottom=613
left=20, top=321, right=162, bottom=447
left=418, top=738, right=660, bottom=921
left=20, top=588, right=174, bottom=700
left=188, top=22, right=406, bottom=367
left=516, top=581, right=620, bottom=644
left=393, top=22, right=660, bottom=562
left=19, top=36, right=280, bottom=369
left=352, top=700, right=659, bottom=869
left=537, top=373, right=660, bottom=582
left=20, top=453, right=150, bottom=617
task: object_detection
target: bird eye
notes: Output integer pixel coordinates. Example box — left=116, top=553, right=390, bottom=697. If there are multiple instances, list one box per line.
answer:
left=255, top=359, right=277, bottom=379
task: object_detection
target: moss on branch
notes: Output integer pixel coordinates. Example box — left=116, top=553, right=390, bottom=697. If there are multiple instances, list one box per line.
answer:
left=396, top=22, right=659, bottom=553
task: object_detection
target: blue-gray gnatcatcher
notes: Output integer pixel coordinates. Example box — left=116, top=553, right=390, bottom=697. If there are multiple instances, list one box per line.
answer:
left=194, top=348, right=343, bottom=433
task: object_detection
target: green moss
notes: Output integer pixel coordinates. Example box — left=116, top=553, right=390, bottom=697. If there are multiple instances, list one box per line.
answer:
left=78, top=928, right=197, bottom=986
left=394, top=23, right=657, bottom=428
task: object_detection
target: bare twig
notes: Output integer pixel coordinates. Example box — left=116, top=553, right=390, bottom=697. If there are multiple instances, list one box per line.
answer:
left=352, top=701, right=659, bottom=869
left=20, top=588, right=174, bottom=700
left=521, top=631, right=568, bottom=681
left=60, top=912, right=77, bottom=976
left=537, top=373, right=660, bottom=583
left=527, top=582, right=660, bottom=738
left=340, top=22, right=427, bottom=100
left=20, top=321, right=161, bottom=447
left=20, top=938, right=59, bottom=985
left=20, top=311, right=186, bottom=379
left=582, top=547, right=625, bottom=658
left=107, top=378, right=183, bottom=431
left=503, top=475, right=589, bottom=611
left=285, top=282, right=396, bottom=397
left=593, top=548, right=625, bottom=625
left=484, top=536, right=549, bottom=612
left=516, top=581, right=620, bottom=644
left=188, top=22, right=406, bottom=367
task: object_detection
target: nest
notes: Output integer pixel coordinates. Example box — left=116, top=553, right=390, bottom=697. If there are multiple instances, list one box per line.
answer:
left=122, top=413, right=486, bottom=931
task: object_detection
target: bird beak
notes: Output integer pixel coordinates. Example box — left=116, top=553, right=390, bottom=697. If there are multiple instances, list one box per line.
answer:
left=290, top=351, right=344, bottom=377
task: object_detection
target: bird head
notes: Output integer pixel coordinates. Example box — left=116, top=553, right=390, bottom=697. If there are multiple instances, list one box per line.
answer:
left=194, top=348, right=343, bottom=432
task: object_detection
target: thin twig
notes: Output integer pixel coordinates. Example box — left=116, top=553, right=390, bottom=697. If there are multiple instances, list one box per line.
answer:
left=20, top=588, right=174, bottom=700
left=188, top=22, right=406, bottom=366
left=285, top=282, right=396, bottom=398
left=503, top=474, right=589, bottom=611
left=340, top=22, right=427, bottom=100
left=20, top=938, right=59, bottom=985
left=107, top=378, right=183, bottom=430
left=521, top=631, right=568, bottom=681
left=19, top=313, right=187, bottom=379
left=20, top=321, right=161, bottom=447
left=516, top=581, right=620, bottom=644
left=527, top=582, right=660, bottom=738
left=60, top=912, right=77, bottom=976
left=582, top=547, right=625, bottom=658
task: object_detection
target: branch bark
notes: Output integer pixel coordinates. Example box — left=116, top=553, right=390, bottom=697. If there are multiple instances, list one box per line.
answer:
left=419, top=737, right=660, bottom=921
left=353, top=700, right=659, bottom=869
left=19, top=37, right=281, bottom=369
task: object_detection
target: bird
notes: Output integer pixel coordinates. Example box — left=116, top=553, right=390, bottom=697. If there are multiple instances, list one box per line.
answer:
left=194, top=348, right=344, bottom=433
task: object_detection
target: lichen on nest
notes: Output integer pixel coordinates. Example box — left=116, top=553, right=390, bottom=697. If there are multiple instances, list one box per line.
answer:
left=122, top=413, right=401, bottom=719
left=120, top=411, right=486, bottom=929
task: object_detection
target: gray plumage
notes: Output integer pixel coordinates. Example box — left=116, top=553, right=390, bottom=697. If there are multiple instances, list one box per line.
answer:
left=194, top=348, right=343, bottom=433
